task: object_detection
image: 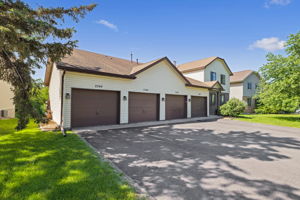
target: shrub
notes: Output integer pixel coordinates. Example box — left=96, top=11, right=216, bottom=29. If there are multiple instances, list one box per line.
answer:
left=220, top=98, right=246, bottom=117
left=15, top=79, right=48, bottom=129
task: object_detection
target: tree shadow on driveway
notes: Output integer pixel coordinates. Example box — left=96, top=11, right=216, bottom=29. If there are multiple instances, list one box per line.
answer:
left=80, top=121, right=300, bottom=200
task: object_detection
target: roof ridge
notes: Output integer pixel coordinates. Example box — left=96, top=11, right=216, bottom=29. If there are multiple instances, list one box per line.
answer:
left=74, top=48, right=142, bottom=64
left=178, top=56, right=218, bottom=66
left=233, top=69, right=254, bottom=73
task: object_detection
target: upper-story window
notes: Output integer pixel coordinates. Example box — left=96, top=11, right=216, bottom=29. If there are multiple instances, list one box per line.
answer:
left=220, top=74, right=226, bottom=85
left=247, top=82, right=252, bottom=89
left=210, top=71, right=217, bottom=81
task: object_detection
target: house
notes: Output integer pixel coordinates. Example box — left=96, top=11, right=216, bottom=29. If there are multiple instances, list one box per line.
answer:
left=45, top=49, right=224, bottom=129
left=230, top=70, right=260, bottom=112
left=0, top=80, right=15, bottom=118
left=177, top=57, right=233, bottom=115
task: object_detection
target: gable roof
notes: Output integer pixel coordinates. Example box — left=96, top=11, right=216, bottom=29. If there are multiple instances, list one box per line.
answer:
left=177, top=56, right=233, bottom=75
left=185, top=77, right=224, bottom=90
left=204, top=81, right=224, bottom=90
left=44, top=49, right=214, bottom=90
left=230, top=70, right=260, bottom=83
left=57, top=49, right=140, bottom=75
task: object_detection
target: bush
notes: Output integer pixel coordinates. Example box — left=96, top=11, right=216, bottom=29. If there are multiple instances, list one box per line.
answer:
left=255, top=96, right=300, bottom=114
left=220, top=98, right=246, bottom=117
left=14, top=79, right=48, bottom=130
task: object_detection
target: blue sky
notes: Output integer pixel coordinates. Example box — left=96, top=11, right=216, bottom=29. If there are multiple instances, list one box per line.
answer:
left=25, top=0, right=300, bottom=79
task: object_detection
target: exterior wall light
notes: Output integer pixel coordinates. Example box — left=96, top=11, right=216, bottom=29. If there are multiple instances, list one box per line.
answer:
left=188, top=99, right=191, bottom=102
left=65, top=93, right=71, bottom=99
left=162, top=97, right=165, bottom=102
left=123, top=96, right=127, bottom=101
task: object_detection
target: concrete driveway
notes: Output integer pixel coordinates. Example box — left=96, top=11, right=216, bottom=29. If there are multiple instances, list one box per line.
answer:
left=79, top=119, right=300, bottom=200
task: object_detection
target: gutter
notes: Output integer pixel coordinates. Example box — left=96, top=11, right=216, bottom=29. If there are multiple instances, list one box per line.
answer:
left=185, top=83, right=211, bottom=89
left=60, top=70, right=67, bottom=137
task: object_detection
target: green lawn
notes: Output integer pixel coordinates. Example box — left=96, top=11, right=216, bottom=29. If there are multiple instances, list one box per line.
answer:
left=235, top=114, right=300, bottom=128
left=0, top=119, right=137, bottom=200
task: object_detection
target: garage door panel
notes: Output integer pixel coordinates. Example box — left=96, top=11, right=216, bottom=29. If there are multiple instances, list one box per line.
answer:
left=129, top=92, right=159, bottom=123
left=165, top=95, right=187, bottom=120
left=191, top=96, right=207, bottom=117
left=71, top=89, right=119, bottom=127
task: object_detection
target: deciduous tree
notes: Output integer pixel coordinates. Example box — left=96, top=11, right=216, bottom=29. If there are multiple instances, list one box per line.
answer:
left=256, top=31, right=300, bottom=113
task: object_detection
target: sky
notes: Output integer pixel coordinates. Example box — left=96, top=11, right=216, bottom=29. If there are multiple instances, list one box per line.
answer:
left=24, top=0, right=300, bottom=80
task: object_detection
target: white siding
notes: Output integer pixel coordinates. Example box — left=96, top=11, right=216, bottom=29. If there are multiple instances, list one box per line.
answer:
left=183, top=70, right=205, bottom=82
left=49, top=63, right=63, bottom=125
left=62, top=60, right=210, bottom=128
left=230, top=83, right=243, bottom=100
left=204, top=60, right=231, bottom=93
left=0, top=80, right=15, bottom=118
left=243, top=73, right=260, bottom=97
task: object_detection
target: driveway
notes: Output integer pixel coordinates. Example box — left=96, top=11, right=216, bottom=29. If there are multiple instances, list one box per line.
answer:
left=79, top=119, right=300, bottom=200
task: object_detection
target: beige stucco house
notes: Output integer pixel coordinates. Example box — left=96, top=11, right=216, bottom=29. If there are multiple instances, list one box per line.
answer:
left=45, top=49, right=225, bottom=129
left=0, top=80, right=15, bottom=118
left=230, top=70, right=260, bottom=112
left=177, top=57, right=233, bottom=115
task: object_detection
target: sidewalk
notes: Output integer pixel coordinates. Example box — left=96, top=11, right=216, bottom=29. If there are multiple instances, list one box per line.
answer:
left=73, top=115, right=222, bottom=133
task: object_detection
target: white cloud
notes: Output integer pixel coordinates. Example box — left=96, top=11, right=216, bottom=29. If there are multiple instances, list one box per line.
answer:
left=265, top=0, right=291, bottom=7
left=97, top=19, right=118, bottom=32
left=249, top=37, right=285, bottom=51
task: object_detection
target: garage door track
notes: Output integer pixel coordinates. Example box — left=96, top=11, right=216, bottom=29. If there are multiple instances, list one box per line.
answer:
left=79, top=119, right=300, bottom=200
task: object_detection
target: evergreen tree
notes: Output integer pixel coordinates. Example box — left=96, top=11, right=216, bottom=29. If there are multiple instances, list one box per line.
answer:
left=0, top=0, right=96, bottom=129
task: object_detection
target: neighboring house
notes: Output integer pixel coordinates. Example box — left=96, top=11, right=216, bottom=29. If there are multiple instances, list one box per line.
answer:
left=0, top=80, right=15, bottom=118
left=177, top=57, right=233, bottom=115
left=230, top=70, right=260, bottom=113
left=45, top=49, right=222, bottom=129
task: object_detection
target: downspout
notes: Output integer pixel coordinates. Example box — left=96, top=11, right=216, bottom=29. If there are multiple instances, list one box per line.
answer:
left=60, top=70, right=66, bottom=137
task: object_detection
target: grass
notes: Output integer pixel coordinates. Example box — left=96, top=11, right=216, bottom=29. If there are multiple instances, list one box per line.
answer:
left=0, top=119, right=138, bottom=200
left=235, top=114, right=300, bottom=128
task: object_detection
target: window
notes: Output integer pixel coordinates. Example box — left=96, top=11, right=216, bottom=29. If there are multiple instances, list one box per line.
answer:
left=210, top=71, right=217, bottom=81
left=0, top=110, right=7, bottom=118
left=211, top=94, right=216, bottom=105
left=247, top=82, right=252, bottom=89
left=220, top=94, right=225, bottom=104
left=255, top=83, right=258, bottom=89
left=247, top=98, right=252, bottom=106
left=220, top=74, right=226, bottom=85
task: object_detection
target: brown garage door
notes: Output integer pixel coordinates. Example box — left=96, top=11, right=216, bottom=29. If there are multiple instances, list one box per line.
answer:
left=129, top=92, right=159, bottom=123
left=165, top=94, right=187, bottom=120
left=71, top=89, right=119, bottom=127
left=191, top=96, right=207, bottom=117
